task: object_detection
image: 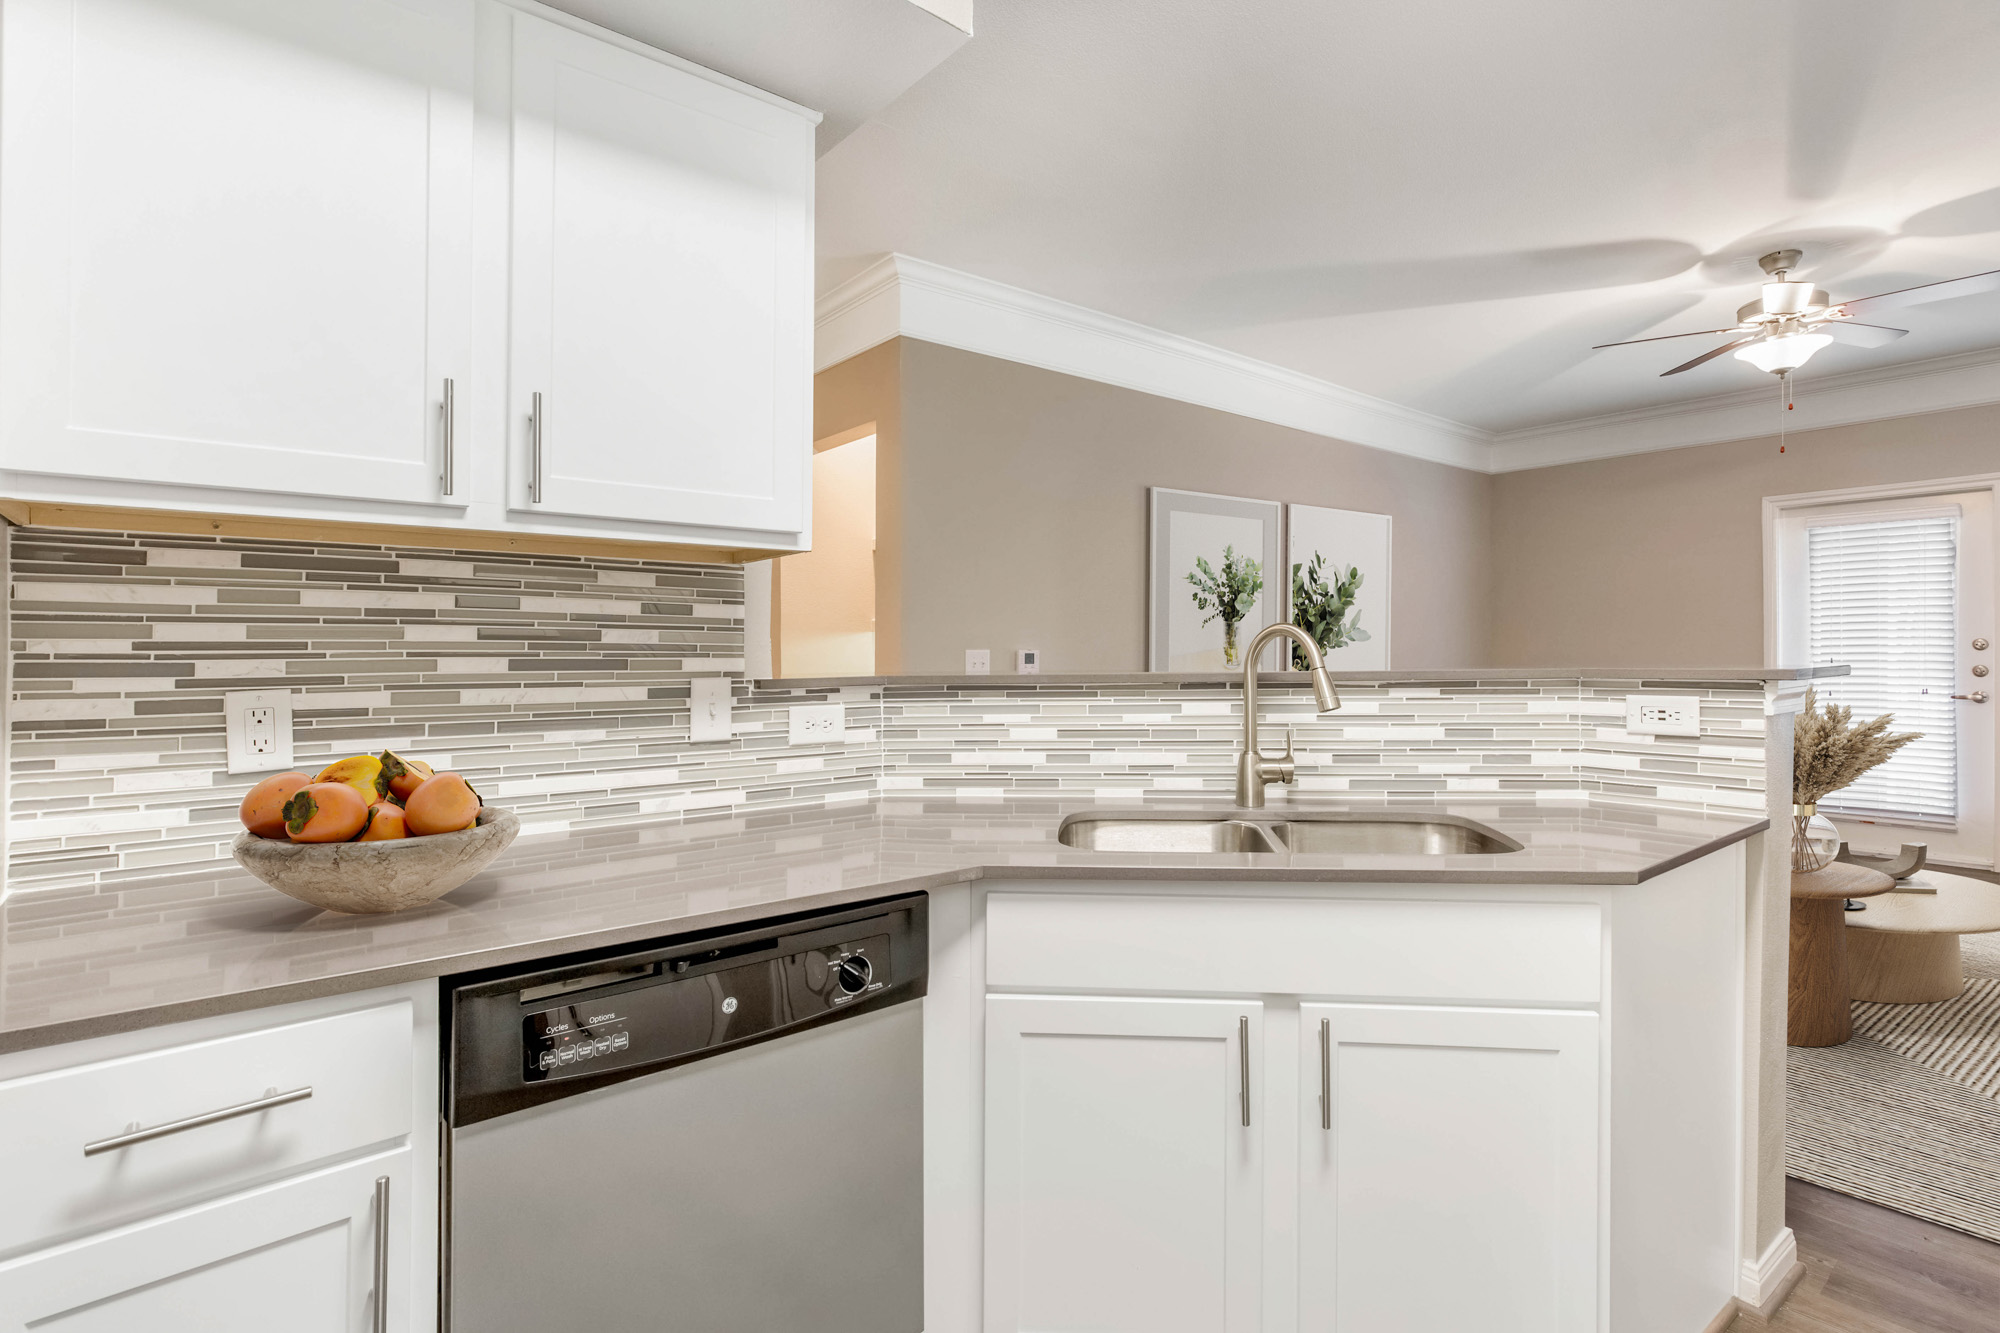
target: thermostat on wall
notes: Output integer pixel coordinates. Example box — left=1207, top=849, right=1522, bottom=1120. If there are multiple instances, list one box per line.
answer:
left=1017, top=649, right=1040, bottom=674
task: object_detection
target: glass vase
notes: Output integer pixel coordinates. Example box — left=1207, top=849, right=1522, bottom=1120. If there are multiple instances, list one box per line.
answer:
left=1222, top=620, right=1240, bottom=667
left=1791, top=804, right=1840, bottom=873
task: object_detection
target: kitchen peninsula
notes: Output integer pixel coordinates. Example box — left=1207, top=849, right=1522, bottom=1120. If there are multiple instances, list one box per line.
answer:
left=0, top=665, right=1823, bottom=1333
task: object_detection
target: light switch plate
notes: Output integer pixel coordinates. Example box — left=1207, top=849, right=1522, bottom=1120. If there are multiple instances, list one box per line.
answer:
left=224, top=689, right=295, bottom=774
left=1626, top=694, right=1702, bottom=737
left=689, top=677, right=732, bottom=743
left=965, top=649, right=990, bottom=675
left=789, top=703, right=845, bottom=745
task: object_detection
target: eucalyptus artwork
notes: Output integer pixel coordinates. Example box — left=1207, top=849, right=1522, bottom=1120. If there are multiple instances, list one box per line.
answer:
left=1186, top=546, right=1264, bottom=667
left=1290, top=553, right=1370, bottom=668
left=1791, top=687, right=1922, bottom=872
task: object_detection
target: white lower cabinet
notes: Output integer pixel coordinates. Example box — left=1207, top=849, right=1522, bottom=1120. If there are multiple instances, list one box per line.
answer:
left=1298, top=1003, right=1601, bottom=1333
left=0, top=1150, right=411, bottom=1333
left=984, top=995, right=1264, bottom=1333
left=0, top=984, right=436, bottom=1333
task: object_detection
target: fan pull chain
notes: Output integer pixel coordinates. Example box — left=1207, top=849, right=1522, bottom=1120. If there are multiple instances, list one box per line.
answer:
left=1777, top=371, right=1793, bottom=453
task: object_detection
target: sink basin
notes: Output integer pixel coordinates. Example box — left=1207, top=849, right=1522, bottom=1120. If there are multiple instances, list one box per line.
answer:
left=1056, top=817, right=1283, bottom=853
left=1270, top=815, right=1521, bottom=855
left=1054, top=810, right=1521, bottom=856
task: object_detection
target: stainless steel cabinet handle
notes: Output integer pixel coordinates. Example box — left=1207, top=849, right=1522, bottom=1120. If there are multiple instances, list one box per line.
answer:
left=529, top=391, right=544, bottom=504
left=1955, top=692, right=1990, bottom=703
left=439, top=378, right=455, bottom=496
left=1318, top=1017, right=1331, bottom=1131
left=1239, top=1015, right=1251, bottom=1127
left=83, top=1086, right=313, bottom=1156
left=373, top=1174, right=391, bottom=1333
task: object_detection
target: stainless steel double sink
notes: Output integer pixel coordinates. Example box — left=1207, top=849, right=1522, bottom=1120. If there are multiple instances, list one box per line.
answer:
left=1056, top=809, right=1522, bottom=856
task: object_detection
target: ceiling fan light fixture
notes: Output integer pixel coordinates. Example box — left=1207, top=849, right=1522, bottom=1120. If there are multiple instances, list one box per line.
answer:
left=1734, top=331, right=1832, bottom=375
left=1760, top=281, right=1829, bottom=316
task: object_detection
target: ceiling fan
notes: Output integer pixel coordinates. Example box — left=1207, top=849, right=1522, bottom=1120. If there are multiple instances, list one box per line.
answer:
left=1593, top=249, right=2000, bottom=377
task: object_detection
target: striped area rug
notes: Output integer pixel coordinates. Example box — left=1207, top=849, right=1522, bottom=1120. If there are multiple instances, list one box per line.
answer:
left=1787, top=929, right=2000, bottom=1242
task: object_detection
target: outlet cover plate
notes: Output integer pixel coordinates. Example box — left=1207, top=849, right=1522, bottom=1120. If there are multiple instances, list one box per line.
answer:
left=1626, top=694, right=1702, bottom=738
left=224, top=689, right=295, bottom=774
left=789, top=703, right=846, bottom=745
left=689, top=677, right=733, bottom=743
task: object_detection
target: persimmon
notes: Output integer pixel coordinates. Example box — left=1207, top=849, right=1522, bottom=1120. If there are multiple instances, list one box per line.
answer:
left=378, top=750, right=435, bottom=803
left=240, top=772, right=311, bottom=839
left=283, top=782, right=370, bottom=842
left=357, top=801, right=409, bottom=841
left=404, top=772, right=481, bottom=835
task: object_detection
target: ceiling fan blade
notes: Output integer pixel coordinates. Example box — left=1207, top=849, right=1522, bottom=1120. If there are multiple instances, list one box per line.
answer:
left=1821, top=320, right=1908, bottom=348
left=1839, top=268, right=2000, bottom=316
left=1661, top=337, right=1759, bottom=377
left=1591, top=326, right=1748, bottom=350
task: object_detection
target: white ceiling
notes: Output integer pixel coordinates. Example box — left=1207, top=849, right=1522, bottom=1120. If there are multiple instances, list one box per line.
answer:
left=816, top=0, right=2000, bottom=434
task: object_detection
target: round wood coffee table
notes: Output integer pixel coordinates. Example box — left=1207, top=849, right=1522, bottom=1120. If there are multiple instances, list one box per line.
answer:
left=1790, top=862, right=1895, bottom=1047
left=1846, top=870, right=2000, bottom=1003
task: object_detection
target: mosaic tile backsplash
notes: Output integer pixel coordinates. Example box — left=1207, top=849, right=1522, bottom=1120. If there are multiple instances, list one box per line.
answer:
left=6, top=526, right=1773, bottom=894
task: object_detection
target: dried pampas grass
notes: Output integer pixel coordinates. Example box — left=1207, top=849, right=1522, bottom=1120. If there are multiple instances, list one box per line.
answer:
left=1793, top=687, right=1923, bottom=806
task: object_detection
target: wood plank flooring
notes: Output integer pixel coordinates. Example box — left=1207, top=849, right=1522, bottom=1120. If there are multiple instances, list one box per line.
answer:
left=1730, top=1179, right=2000, bottom=1332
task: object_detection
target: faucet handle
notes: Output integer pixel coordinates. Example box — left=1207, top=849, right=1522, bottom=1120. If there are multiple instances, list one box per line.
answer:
left=1281, top=726, right=1295, bottom=762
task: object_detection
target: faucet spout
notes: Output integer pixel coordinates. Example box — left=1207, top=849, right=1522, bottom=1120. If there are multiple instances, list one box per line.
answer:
left=1235, top=622, right=1341, bottom=808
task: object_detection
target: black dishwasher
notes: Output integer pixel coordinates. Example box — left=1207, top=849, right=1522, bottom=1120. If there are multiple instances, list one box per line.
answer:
left=442, top=894, right=926, bottom=1333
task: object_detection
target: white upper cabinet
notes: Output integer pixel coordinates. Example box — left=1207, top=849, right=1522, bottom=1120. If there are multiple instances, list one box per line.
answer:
left=0, top=0, right=474, bottom=510
left=507, top=10, right=814, bottom=545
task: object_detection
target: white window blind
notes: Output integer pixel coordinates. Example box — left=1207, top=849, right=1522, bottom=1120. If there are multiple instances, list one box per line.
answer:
left=1807, top=513, right=1959, bottom=825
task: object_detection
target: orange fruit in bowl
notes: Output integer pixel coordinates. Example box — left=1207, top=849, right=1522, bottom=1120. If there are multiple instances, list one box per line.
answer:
left=378, top=750, right=435, bottom=803
left=404, top=772, right=482, bottom=835
left=240, top=772, right=311, bottom=839
left=283, top=783, right=370, bottom=843
left=357, top=801, right=409, bottom=841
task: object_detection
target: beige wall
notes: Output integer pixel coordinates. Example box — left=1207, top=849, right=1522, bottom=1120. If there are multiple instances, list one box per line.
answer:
left=882, top=338, right=1495, bottom=673
left=814, top=341, right=903, bottom=670
left=1490, top=402, right=2000, bottom=667
left=776, top=435, right=877, bottom=676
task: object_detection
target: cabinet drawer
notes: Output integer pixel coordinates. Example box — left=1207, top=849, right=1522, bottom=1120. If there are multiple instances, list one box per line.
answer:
left=986, top=893, right=1601, bottom=1003
left=0, top=1000, right=413, bottom=1255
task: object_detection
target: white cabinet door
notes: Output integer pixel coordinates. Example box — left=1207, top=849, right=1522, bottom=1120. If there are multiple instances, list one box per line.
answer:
left=0, top=0, right=472, bottom=508
left=1298, top=1004, right=1601, bottom=1333
left=985, top=995, right=1263, bottom=1333
left=508, top=10, right=813, bottom=542
left=0, top=1150, right=412, bottom=1333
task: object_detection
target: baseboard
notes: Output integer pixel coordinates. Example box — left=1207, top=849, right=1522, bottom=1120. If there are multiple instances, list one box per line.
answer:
left=1735, top=1225, right=1805, bottom=1317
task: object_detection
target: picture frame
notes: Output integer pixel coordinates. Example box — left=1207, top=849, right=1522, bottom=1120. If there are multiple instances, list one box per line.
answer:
left=1286, top=503, right=1391, bottom=670
left=1147, top=487, right=1286, bottom=672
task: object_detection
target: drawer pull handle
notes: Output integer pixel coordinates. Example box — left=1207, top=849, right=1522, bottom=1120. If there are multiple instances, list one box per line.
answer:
left=1319, top=1017, right=1331, bottom=1131
left=1239, top=1015, right=1251, bottom=1127
left=83, top=1086, right=314, bottom=1157
left=373, top=1174, right=391, bottom=1333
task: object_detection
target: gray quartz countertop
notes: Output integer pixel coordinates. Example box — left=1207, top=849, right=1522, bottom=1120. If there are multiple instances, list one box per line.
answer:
left=761, top=666, right=1848, bottom=689
left=0, top=797, right=1767, bottom=1053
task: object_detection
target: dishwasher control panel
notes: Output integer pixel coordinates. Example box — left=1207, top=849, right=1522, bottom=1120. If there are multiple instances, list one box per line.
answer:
left=522, top=933, right=890, bottom=1083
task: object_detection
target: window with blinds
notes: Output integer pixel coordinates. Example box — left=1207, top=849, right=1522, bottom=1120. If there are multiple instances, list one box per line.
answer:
left=1806, top=512, right=1959, bottom=825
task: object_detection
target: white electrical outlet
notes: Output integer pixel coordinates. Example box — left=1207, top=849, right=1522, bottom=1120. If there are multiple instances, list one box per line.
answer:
left=689, top=677, right=733, bottom=743
left=789, top=703, right=845, bottom=745
left=224, top=689, right=295, bottom=774
left=965, top=649, right=990, bottom=675
left=1016, top=649, right=1040, bottom=674
left=1626, top=694, right=1702, bottom=737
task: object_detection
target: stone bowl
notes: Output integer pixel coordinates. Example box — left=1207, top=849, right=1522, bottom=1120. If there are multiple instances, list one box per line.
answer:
left=231, top=807, right=520, bottom=915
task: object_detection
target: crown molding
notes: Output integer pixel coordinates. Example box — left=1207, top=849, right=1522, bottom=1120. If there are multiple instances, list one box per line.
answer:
left=814, top=254, right=1494, bottom=471
left=1490, top=346, right=2000, bottom=472
left=815, top=254, right=2000, bottom=476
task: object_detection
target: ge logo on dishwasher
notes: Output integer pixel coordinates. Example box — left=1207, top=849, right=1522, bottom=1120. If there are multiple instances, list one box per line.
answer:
left=721, top=996, right=738, bottom=1014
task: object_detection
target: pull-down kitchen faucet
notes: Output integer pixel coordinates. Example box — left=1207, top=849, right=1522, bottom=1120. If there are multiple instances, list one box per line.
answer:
left=1235, top=622, right=1341, bottom=808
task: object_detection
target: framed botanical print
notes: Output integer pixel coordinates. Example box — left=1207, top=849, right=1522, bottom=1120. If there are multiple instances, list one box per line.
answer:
left=1148, top=488, right=1285, bottom=671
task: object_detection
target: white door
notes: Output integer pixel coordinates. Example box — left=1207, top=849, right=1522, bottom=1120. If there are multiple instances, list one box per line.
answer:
left=0, top=0, right=473, bottom=509
left=1775, top=489, right=1997, bottom=866
left=508, top=10, right=813, bottom=541
left=0, top=1151, right=411, bottom=1333
left=985, top=995, right=1263, bottom=1333
left=1298, top=1004, right=1601, bottom=1333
